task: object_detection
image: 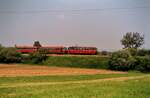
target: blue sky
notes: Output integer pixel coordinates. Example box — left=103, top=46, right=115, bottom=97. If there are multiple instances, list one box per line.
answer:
left=0, top=0, right=150, bottom=50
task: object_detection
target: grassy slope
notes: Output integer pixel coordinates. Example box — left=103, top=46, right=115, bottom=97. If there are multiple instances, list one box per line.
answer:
left=42, top=56, right=109, bottom=69
left=0, top=72, right=150, bottom=98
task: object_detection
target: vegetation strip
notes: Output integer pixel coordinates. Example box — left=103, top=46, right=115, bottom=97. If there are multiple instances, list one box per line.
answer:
left=1, top=75, right=149, bottom=88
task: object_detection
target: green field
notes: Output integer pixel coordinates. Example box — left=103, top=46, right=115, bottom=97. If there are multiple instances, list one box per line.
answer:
left=0, top=72, right=150, bottom=98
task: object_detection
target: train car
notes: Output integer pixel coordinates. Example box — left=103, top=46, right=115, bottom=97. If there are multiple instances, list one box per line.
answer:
left=40, top=46, right=67, bottom=54
left=67, top=46, right=97, bottom=55
left=15, top=46, right=38, bottom=53
left=16, top=45, right=67, bottom=54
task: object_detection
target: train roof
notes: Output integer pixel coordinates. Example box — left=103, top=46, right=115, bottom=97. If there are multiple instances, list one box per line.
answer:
left=15, top=45, right=97, bottom=49
left=69, top=46, right=97, bottom=48
left=15, top=46, right=37, bottom=48
left=15, top=45, right=65, bottom=48
left=42, top=46, right=64, bottom=48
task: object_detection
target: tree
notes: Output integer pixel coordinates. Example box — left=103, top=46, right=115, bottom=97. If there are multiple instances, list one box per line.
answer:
left=0, top=47, right=22, bottom=63
left=33, top=41, right=42, bottom=48
left=108, top=50, right=136, bottom=71
left=0, top=44, right=3, bottom=51
left=29, top=51, right=47, bottom=64
left=121, top=32, right=144, bottom=49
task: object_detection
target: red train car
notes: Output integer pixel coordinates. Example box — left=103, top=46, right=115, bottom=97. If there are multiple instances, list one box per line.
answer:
left=16, top=46, right=66, bottom=54
left=16, top=46, right=37, bottom=53
left=40, top=46, right=66, bottom=54
left=67, top=46, right=97, bottom=55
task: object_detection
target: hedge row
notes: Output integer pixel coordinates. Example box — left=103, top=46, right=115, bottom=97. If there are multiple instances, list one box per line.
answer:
left=108, top=49, right=150, bottom=72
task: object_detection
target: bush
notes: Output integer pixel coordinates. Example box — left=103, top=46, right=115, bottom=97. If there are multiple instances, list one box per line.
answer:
left=108, top=50, right=136, bottom=71
left=137, top=49, right=150, bottom=56
left=0, top=47, right=22, bottom=63
left=0, top=44, right=3, bottom=51
left=38, top=48, right=49, bottom=54
left=127, top=48, right=137, bottom=56
left=100, top=51, right=111, bottom=56
left=28, top=52, right=47, bottom=64
left=135, top=56, right=150, bottom=72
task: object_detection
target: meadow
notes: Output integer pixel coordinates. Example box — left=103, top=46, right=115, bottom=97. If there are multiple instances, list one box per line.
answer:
left=0, top=64, right=149, bottom=98
left=0, top=54, right=149, bottom=98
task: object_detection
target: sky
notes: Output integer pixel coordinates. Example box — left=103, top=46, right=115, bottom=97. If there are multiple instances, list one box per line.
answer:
left=0, top=0, right=150, bottom=50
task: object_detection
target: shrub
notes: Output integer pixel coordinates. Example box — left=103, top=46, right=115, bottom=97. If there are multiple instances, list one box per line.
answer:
left=0, top=47, right=22, bottom=63
left=29, top=52, right=47, bottom=64
left=0, top=44, right=3, bottom=50
left=135, top=56, right=150, bottom=72
left=108, top=50, right=136, bottom=71
left=38, top=48, right=49, bottom=54
left=100, top=51, right=110, bottom=56
left=127, top=48, right=137, bottom=56
left=137, top=49, right=150, bottom=56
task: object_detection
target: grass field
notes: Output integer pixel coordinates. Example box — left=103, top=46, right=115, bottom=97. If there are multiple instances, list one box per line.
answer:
left=0, top=64, right=149, bottom=98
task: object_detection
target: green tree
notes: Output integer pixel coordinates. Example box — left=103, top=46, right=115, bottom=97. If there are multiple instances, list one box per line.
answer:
left=0, top=47, right=22, bottom=63
left=33, top=41, right=42, bottom=48
left=29, top=51, right=47, bottom=64
left=108, top=50, right=136, bottom=71
left=121, top=32, right=144, bottom=49
left=0, top=44, right=3, bottom=51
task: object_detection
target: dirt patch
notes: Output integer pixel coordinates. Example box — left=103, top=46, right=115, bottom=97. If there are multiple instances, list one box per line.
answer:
left=0, top=64, right=126, bottom=77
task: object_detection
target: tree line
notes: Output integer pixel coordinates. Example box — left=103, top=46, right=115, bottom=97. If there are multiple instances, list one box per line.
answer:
left=0, top=32, right=149, bottom=72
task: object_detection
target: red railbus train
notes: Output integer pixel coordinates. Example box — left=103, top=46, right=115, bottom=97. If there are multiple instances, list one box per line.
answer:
left=15, top=46, right=97, bottom=55
left=67, top=46, right=97, bottom=55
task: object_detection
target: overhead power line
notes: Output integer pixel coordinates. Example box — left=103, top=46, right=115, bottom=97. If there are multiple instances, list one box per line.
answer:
left=0, top=6, right=150, bottom=14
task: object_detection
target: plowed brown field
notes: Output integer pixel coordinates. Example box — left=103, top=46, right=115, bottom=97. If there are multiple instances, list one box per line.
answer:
left=0, top=64, right=126, bottom=77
